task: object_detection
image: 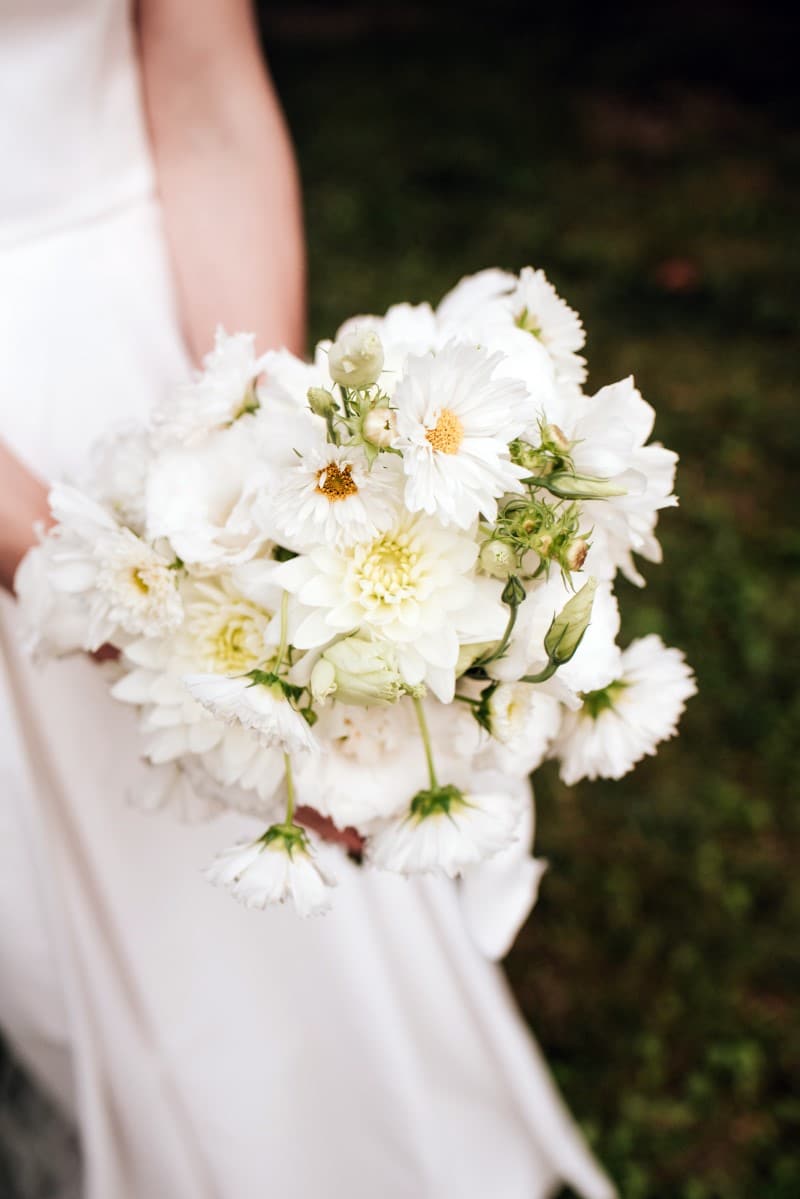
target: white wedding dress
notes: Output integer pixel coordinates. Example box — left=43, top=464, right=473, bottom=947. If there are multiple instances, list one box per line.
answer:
left=0, top=2, right=615, bottom=1196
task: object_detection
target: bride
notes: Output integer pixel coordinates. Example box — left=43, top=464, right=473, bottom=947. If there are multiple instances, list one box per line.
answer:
left=0, top=1, right=615, bottom=1196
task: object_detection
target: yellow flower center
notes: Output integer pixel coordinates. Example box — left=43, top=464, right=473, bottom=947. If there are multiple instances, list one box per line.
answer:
left=425, top=408, right=464, bottom=454
left=185, top=591, right=273, bottom=674
left=355, top=531, right=419, bottom=604
left=316, top=462, right=359, bottom=502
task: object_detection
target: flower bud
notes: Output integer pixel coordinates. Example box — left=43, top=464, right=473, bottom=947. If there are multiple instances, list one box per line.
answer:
left=543, top=578, right=597, bottom=665
left=544, top=423, right=572, bottom=454
left=310, top=636, right=406, bottom=707
left=362, top=405, right=397, bottom=448
left=307, top=387, right=338, bottom=418
left=564, top=537, right=589, bottom=571
left=479, top=538, right=517, bottom=579
left=545, top=470, right=642, bottom=500
left=328, top=328, right=384, bottom=390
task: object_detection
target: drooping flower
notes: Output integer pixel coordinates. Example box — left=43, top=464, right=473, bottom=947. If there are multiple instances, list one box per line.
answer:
left=184, top=673, right=319, bottom=756
left=275, top=513, right=506, bottom=702
left=368, top=784, right=522, bottom=878
left=393, top=342, right=530, bottom=528
left=206, top=825, right=336, bottom=916
left=153, top=328, right=262, bottom=444
left=269, top=441, right=401, bottom=550
left=552, top=635, right=697, bottom=783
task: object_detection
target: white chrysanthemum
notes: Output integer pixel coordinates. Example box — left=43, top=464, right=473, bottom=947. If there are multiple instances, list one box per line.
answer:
left=368, top=785, right=522, bottom=878
left=393, top=343, right=530, bottom=528
left=146, top=418, right=274, bottom=569
left=553, top=635, right=697, bottom=784
left=206, top=829, right=336, bottom=916
left=153, top=328, right=262, bottom=444
left=506, top=268, right=586, bottom=387
left=184, top=673, right=319, bottom=756
left=46, top=484, right=182, bottom=650
left=270, top=442, right=401, bottom=549
left=276, top=514, right=507, bottom=702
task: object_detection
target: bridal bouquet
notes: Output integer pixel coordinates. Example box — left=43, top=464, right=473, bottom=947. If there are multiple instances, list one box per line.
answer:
left=19, top=267, right=695, bottom=919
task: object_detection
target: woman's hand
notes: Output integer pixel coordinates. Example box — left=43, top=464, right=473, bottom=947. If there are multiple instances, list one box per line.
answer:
left=295, top=806, right=365, bottom=856
left=0, top=441, right=51, bottom=595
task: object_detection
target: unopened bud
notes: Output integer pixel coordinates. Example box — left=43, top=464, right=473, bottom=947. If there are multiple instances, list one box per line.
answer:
left=479, top=539, right=516, bottom=579
left=328, top=328, right=384, bottom=390
left=501, top=574, right=527, bottom=607
left=307, top=387, right=338, bottom=418
left=362, top=405, right=396, bottom=448
left=545, top=470, right=640, bottom=500
left=310, top=636, right=406, bottom=708
left=544, top=578, right=597, bottom=665
left=544, top=423, right=571, bottom=454
left=564, top=538, right=589, bottom=571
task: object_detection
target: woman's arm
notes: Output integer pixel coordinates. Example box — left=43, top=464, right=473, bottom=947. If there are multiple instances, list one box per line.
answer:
left=138, top=0, right=306, bottom=361
left=0, top=446, right=50, bottom=593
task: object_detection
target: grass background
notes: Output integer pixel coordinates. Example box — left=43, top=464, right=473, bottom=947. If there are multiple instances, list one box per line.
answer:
left=2, top=3, right=797, bottom=1196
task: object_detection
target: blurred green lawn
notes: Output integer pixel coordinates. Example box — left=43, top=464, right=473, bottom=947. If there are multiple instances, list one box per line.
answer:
left=270, top=7, right=799, bottom=1196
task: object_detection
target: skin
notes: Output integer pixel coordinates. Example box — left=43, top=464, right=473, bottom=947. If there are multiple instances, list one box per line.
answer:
left=0, top=0, right=360, bottom=848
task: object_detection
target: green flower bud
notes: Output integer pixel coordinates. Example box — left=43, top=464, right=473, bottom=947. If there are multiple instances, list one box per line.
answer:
left=543, top=578, right=597, bottom=665
left=362, top=404, right=396, bottom=448
left=479, top=538, right=517, bottom=579
left=310, top=636, right=406, bottom=707
left=544, top=470, right=641, bottom=500
left=307, top=386, right=338, bottom=418
left=501, top=574, right=527, bottom=607
left=328, top=328, right=384, bottom=390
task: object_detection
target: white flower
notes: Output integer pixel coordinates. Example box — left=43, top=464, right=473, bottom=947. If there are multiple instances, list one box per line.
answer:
left=85, top=425, right=151, bottom=534
left=505, top=267, right=586, bottom=388
left=327, top=327, right=384, bottom=389
left=206, top=827, right=336, bottom=916
left=322, top=302, right=440, bottom=392
left=491, top=574, right=622, bottom=699
left=483, top=683, right=562, bottom=775
left=153, top=328, right=261, bottom=444
left=309, top=635, right=408, bottom=707
left=47, top=484, right=182, bottom=650
left=269, top=441, right=401, bottom=549
left=557, top=377, right=678, bottom=585
left=184, top=673, right=319, bottom=756
left=276, top=513, right=506, bottom=702
left=14, top=533, right=91, bottom=659
left=552, top=635, right=697, bottom=783
left=368, top=784, right=522, bottom=878
left=393, top=342, right=530, bottom=528
left=146, top=418, right=273, bottom=569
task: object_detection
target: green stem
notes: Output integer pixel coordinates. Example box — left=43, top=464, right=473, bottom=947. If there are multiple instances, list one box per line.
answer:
left=521, top=661, right=558, bottom=684
left=471, top=600, right=519, bottom=670
left=274, top=591, right=290, bottom=674
left=453, top=693, right=481, bottom=707
left=412, top=695, right=439, bottom=789
left=283, top=752, right=296, bottom=826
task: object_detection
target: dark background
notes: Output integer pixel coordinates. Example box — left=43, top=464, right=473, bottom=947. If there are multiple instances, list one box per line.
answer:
left=2, top=3, right=798, bottom=1196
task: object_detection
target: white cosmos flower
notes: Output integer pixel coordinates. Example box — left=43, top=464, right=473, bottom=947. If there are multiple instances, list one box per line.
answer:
left=184, top=673, right=319, bottom=756
left=275, top=513, right=507, bottom=702
left=503, top=267, right=586, bottom=388
left=483, top=683, right=563, bottom=776
left=46, top=484, right=182, bottom=650
left=393, top=342, right=530, bottom=528
left=153, top=328, right=262, bottom=445
left=207, top=828, right=336, bottom=916
left=553, top=635, right=697, bottom=783
left=269, top=441, right=401, bottom=549
left=368, top=784, right=523, bottom=878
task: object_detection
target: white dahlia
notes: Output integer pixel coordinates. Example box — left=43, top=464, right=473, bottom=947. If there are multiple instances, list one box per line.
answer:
left=269, top=441, right=401, bottom=549
left=368, top=784, right=522, bottom=878
left=553, top=635, right=697, bottom=783
left=393, top=342, right=530, bottom=528
left=184, top=673, right=319, bottom=757
left=275, top=514, right=506, bottom=702
left=206, top=827, right=336, bottom=916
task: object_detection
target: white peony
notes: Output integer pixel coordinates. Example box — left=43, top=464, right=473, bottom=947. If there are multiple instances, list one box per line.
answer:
left=368, top=784, right=523, bottom=878
left=393, top=342, right=530, bottom=528
left=206, top=828, right=336, bottom=916
left=552, top=634, right=697, bottom=783
left=275, top=512, right=507, bottom=702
